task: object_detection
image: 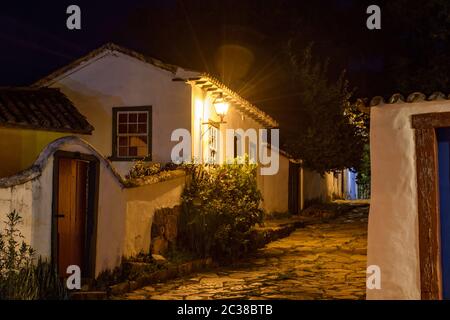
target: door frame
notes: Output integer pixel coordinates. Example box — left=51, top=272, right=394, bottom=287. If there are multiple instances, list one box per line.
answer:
left=51, top=150, right=100, bottom=279
left=411, top=111, right=450, bottom=299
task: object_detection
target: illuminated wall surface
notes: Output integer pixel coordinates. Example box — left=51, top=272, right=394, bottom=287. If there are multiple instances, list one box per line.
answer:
left=0, top=127, right=67, bottom=177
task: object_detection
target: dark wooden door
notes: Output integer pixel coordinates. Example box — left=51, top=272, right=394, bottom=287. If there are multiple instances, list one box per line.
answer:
left=57, top=158, right=89, bottom=277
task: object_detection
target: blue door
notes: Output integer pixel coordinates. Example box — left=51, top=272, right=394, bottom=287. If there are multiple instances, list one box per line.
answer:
left=437, top=127, right=450, bottom=298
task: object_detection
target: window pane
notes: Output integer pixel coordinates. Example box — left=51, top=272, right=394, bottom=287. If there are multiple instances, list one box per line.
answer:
left=118, top=136, right=128, bottom=146
left=129, top=146, right=138, bottom=157
left=138, top=113, right=147, bottom=123
left=130, top=136, right=147, bottom=147
left=118, top=124, right=127, bottom=134
left=118, top=147, right=128, bottom=157
left=138, top=124, right=147, bottom=133
left=129, top=124, right=137, bottom=133
left=115, top=108, right=151, bottom=158
left=137, top=147, right=147, bottom=157
left=138, top=136, right=147, bottom=146
left=129, top=113, right=138, bottom=123
left=118, top=114, right=128, bottom=123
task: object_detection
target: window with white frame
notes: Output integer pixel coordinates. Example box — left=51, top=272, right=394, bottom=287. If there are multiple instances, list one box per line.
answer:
left=208, top=125, right=219, bottom=164
left=112, top=106, right=152, bottom=160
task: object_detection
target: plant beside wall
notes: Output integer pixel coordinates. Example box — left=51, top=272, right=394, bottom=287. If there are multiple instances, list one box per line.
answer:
left=179, top=159, right=264, bottom=262
left=124, top=159, right=184, bottom=186
left=0, top=211, right=67, bottom=300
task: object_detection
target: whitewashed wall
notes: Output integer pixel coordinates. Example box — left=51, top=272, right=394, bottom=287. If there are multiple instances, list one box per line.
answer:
left=368, top=99, right=450, bottom=299
left=302, top=169, right=344, bottom=204
left=46, top=51, right=192, bottom=177
left=123, top=175, right=185, bottom=257
left=0, top=182, right=34, bottom=248
left=191, top=84, right=291, bottom=213
left=0, top=136, right=188, bottom=276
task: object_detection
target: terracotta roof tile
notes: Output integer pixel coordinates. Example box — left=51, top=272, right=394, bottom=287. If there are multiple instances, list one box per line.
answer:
left=362, top=91, right=450, bottom=107
left=0, top=87, right=93, bottom=134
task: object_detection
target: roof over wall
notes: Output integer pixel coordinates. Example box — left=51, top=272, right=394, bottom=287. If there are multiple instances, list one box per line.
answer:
left=179, top=74, right=279, bottom=128
left=33, top=42, right=181, bottom=87
left=32, top=42, right=279, bottom=129
left=0, top=136, right=122, bottom=188
left=0, top=136, right=186, bottom=189
left=0, top=87, right=94, bottom=134
left=359, top=91, right=450, bottom=108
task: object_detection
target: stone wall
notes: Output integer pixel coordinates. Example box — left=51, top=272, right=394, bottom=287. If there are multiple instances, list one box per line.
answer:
left=123, top=176, right=185, bottom=257
left=150, top=205, right=182, bottom=255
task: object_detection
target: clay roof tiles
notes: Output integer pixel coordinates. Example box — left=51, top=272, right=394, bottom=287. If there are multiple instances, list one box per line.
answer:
left=0, top=87, right=93, bottom=134
left=361, top=91, right=450, bottom=107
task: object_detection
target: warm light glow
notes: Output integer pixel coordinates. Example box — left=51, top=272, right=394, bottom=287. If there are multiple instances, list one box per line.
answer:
left=195, top=99, right=204, bottom=118
left=214, top=101, right=229, bottom=118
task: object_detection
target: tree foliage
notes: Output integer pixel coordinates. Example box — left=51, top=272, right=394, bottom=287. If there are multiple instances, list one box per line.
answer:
left=385, top=0, right=450, bottom=94
left=283, top=44, right=368, bottom=174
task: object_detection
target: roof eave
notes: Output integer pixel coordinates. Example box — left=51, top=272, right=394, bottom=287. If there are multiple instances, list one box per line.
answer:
left=185, top=74, right=279, bottom=128
left=33, top=42, right=180, bottom=88
left=364, top=91, right=450, bottom=107
left=0, top=122, right=94, bottom=135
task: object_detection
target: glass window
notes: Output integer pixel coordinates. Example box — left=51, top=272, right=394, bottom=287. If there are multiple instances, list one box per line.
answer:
left=113, top=107, right=151, bottom=159
left=208, top=125, right=219, bottom=164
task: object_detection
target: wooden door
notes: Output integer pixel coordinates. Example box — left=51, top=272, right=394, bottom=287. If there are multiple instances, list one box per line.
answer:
left=56, top=158, right=89, bottom=277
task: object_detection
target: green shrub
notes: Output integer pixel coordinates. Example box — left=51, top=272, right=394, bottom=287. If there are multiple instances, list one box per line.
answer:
left=0, top=211, right=67, bottom=300
left=179, top=159, right=264, bottom=262
left=126, top=157, right=161, bottom=180
left=126, top=158, right=182, bottom=181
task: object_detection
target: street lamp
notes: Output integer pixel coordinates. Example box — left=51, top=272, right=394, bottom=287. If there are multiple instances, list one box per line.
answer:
left=213, top=96, right=229, bottom=124
left=203, top=93, right=229, bottom=126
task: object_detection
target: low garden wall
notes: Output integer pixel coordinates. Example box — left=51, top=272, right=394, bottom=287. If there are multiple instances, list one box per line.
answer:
left=0, top=136, right=187, bottom=277
left=123, top=176, right=185, bottom=258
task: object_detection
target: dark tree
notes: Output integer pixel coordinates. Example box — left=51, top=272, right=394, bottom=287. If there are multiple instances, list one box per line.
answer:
left=282, top=43, right=368, bottom=174
left=384, top=0, right=450, bottom=94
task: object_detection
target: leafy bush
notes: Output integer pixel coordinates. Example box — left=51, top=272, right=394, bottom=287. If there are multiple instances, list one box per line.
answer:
left=179, top=159, right=264, bottom=262
left=125, top=160, right=184, bottom=187
left=126, top=158, right=182, bottom=180
left=0, top=211, right=67, bottom=300
left=126, top=157, right=161, bottom=180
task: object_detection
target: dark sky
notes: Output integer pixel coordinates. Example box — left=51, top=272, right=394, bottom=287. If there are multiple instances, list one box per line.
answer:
left=0, top=0, right=448, bottom=130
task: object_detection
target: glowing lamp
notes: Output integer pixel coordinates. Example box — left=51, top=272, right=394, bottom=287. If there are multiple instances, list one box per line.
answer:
left=213, top=101, right=229, bottom=122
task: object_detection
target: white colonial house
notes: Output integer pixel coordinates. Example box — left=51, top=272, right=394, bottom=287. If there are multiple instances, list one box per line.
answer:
left=0, top=43, right=348, bottom=278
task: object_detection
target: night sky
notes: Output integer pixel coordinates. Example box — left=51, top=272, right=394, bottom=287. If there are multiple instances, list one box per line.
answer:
left=0, top=0, right=448, bottom=131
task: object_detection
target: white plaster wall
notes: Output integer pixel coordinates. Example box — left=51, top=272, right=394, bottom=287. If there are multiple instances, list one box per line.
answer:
left=0, top=182, right=33, bottom=247
left=123, top=175, right=185, bottom=257
left=95, top=164, right=127, bottom=275
left=259, top=155, right=290, bottom=213
left=0, top=139, right=127, bottom=275
left=1, top=136, right=183, bottom=276
left=224, top=108, right=290, bottom=213
left=367, top=100, right=450, bottom=300
left=190, top=85, right=290, bottom=213
left=48, top=51, right=192, bottom=177
left=302, top=169, right=342, bottom=203
left=31, top=157, right=54, bottom=258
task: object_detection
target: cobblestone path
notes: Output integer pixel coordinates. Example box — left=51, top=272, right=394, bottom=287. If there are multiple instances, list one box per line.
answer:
left=122, top=205, right=368, bottom=300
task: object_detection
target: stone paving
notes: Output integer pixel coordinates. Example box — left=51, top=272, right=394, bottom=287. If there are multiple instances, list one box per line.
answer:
left=121, top=205, right=368, bottom=300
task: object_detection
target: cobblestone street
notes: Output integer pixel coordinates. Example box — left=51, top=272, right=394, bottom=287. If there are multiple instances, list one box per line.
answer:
left=122, top=205, right=368, bottom=300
